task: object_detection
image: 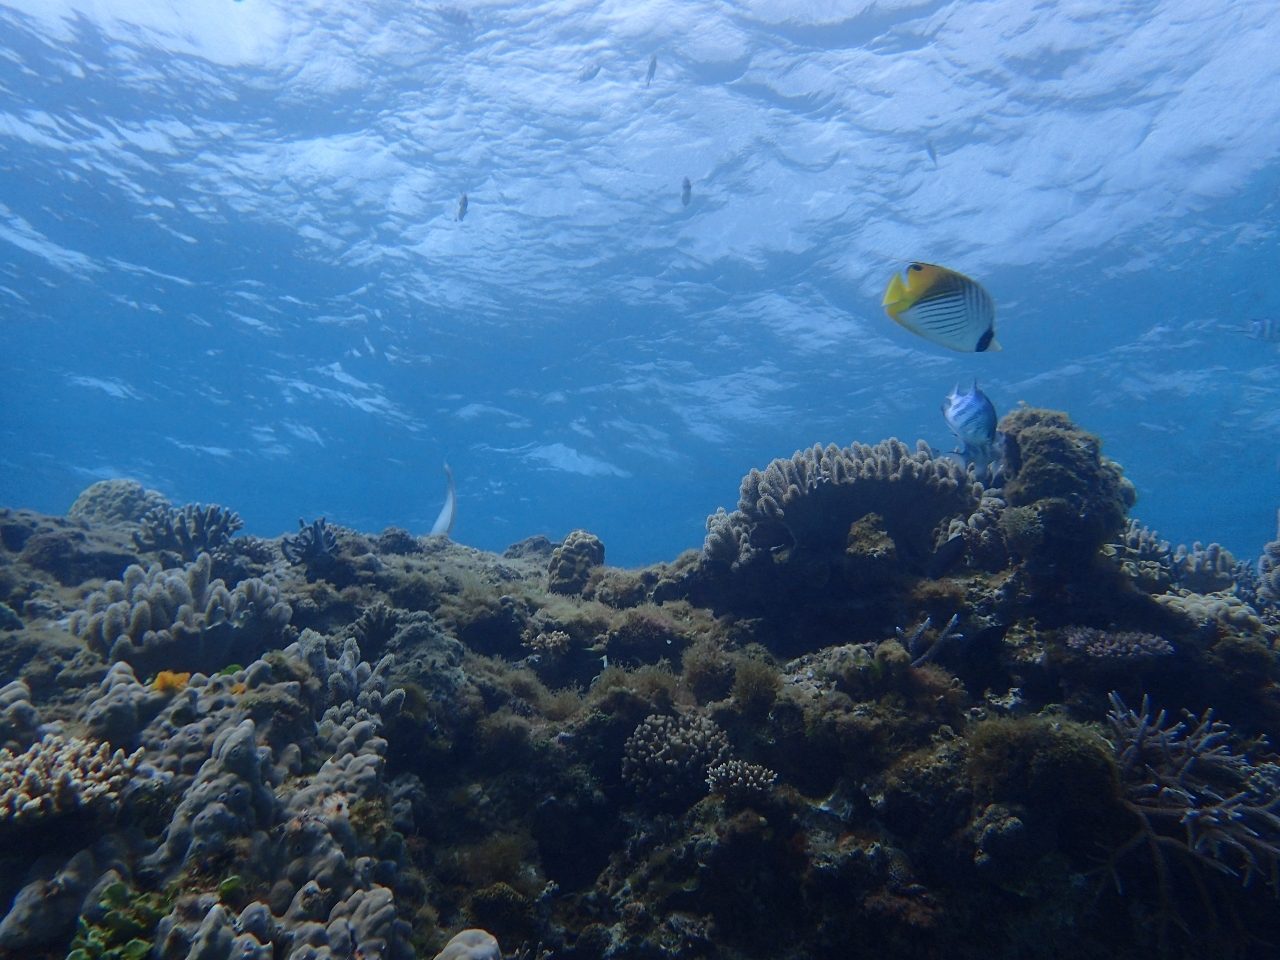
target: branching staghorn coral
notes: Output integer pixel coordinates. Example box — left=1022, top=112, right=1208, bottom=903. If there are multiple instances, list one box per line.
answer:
left=133, top=503, right=243, bottom=561
left=281, top=516, right=341, bottom=577
left=896, top=614, right=964, bottom=668
left=1104, top=692, right=1280, bottom=896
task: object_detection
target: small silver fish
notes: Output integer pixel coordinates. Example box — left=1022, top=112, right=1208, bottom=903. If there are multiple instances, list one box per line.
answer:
left=578, top=62, right=600, bottom=83
left=455, top=193, right=468, bottom=222
left=681, top=176, right=691, bottom=207
left=646, top=53, right=657, bottom=87
left=942, top=380, right=1002, bottom=482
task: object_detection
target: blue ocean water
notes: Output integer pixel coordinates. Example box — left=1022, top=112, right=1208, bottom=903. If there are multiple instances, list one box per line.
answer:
left=2, top=0, right=1278, bottom=568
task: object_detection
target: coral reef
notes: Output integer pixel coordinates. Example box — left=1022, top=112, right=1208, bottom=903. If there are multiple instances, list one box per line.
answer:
left=0, top=420, right=1277, bottom=960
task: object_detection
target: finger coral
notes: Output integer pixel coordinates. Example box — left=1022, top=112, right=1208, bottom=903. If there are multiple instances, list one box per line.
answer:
left=0, top=734, right=144, bottom=825
left=69, top=553, right=292, bottom=674
left=622, top=712, right=730, bottom=808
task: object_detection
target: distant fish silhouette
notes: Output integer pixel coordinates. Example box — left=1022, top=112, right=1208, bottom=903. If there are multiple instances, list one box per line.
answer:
left=434, top=6, right=472, bottom=28
left=455, top=193, right=468, bottom=222
left=430, top=463, right=456, bottom=536
left=1227, top=318, right=1280, bottom=342
left=646, top=54, right=657, bottom=87
left=578, top=62, right=601, bottom=83
left=681, top=176, right=691, bottom=207
left=926, top=139, right=938, bottom=167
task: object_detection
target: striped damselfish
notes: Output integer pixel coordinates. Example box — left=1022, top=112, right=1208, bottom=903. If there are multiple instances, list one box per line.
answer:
left=942, top=380, right=1001, bottom=483
left=882, top=262, right=999, bottom=352
left=943, top=381, right=997, bottom=456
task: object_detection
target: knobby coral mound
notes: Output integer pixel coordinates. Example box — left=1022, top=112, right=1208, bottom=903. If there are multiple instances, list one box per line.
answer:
left=0, top=679, right=42, bottom=752
left=68, top=479, right=171, bottom=527
left=547, top=529, right=604, bottom=595
left=998, top=407, right=1135, bottom=570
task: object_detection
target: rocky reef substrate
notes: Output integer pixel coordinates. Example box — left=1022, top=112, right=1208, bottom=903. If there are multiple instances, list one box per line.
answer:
left=2, top=409, right=1280, bottom=960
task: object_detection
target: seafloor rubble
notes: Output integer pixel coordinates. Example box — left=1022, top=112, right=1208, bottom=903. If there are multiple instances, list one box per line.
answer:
left=2, top=407, right=1280, bottom=960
